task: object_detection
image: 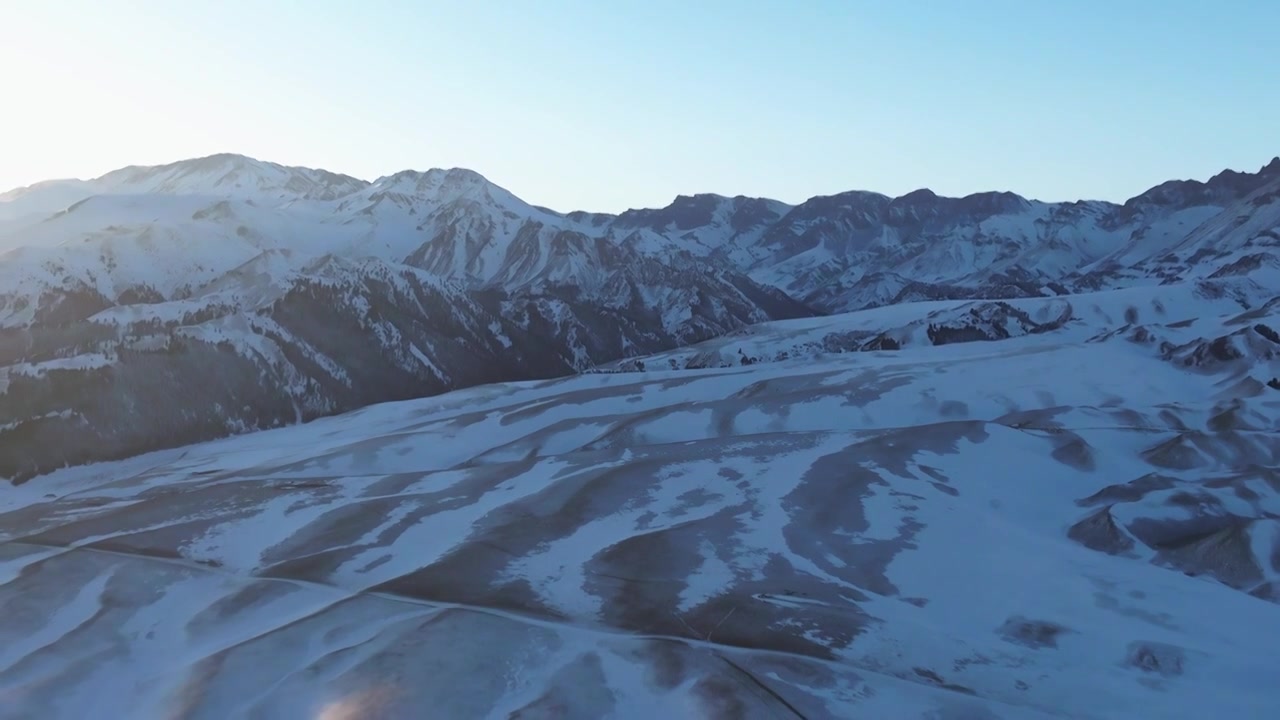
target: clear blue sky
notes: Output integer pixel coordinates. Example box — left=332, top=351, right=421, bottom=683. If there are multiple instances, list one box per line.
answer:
left=3, top=1, right=1277, bottom=212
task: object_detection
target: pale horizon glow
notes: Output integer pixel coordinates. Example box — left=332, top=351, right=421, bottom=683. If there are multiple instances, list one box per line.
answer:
left=2, top=0, right=1277, bottom=213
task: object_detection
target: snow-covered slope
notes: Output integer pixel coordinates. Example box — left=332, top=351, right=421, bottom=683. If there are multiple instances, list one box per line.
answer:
left=0, top=178, right=97, bottom=227
left=2, top=153, right=1279, bottom=480
left=0, top=250, right=813, bottom=483
left=603, top=277, right=1279, bottom=372
left=2, top=276, right=1278, bottom=718
left=95, top=153, right=369, bottom=202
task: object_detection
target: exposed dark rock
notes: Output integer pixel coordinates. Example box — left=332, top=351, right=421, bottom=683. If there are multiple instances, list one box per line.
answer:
left=1154, top=520, right=1265, bottom=590
left=998, top=617, right=1072, bottom=649
left=861, top=334, right=901, bottom=351
left=1068, top=506, right=1135, bottom=555
left=1254, top=323, right=1280, bottom=344
left=1124, top=641, right=1186, bottom=677
left=1076, top=475, right=1180, bottom=506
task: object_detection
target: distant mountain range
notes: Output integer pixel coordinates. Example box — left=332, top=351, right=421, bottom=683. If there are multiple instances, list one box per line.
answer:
left=2, top=153, right=1278, bottom=482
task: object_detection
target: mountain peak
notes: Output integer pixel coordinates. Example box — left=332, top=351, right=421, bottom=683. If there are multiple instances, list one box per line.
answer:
left=957, top=190, right=1033, bottom=215
left=612, top=193, right=729, bottom=232
left=174, top=152, right=259, bottom=169
left=369, top=167, right=501, bottom=204
left=375, top=167, right=491, bottom=186
left=1122, top=158, right=1280, bottom=214
left=98, top=153, right=262, bottom=182
left=894, top=188, right=939, bottom=204
left=438, top=167, right=491, bottom=185
left=93, top=153, right=367, bottom=201
left=673, top=192, right=728, bottom=203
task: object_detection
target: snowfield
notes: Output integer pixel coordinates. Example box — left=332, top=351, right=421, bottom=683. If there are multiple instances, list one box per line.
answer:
left=2, top=287, right=1278, bottom=719
left=2, top=152, right=1280, bottom=718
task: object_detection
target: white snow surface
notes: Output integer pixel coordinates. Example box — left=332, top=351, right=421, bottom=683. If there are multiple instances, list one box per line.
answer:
left=2, top=287, right=1279, bottom=719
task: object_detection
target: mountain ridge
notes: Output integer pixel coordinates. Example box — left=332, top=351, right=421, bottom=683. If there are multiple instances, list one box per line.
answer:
left=7, top=151, right=1279, bottom=219
left=1, top=151, right=1277, bottom=482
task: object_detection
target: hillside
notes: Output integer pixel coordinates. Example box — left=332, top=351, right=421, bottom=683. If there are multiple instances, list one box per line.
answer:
left=2, top=281, right=1277, bottom=717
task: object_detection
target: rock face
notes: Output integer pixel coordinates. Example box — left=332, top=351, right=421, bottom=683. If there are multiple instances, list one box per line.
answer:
left=1, top=154, right=1278, bottom=482
left=2, top=279, right=1279, bottom=718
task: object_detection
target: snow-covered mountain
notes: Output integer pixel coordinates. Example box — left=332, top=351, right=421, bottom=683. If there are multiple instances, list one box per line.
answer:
left=1, top=152, right=1279, bottom=717
left=4, top=153, right=1276, bottom=305
left=2, top=274, right=1278, bottom=718
left=0, top=156, right=818, bottom=482
left=1, top=153, right=1278, bottom=482
left=729, top=158, right=1280, bottom=312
